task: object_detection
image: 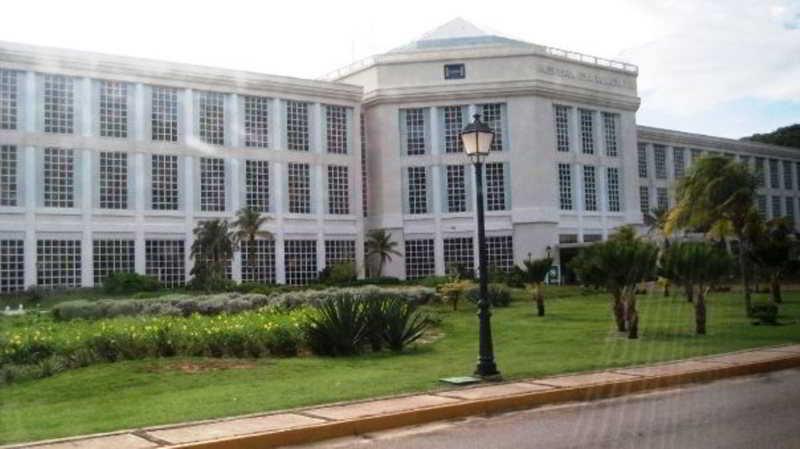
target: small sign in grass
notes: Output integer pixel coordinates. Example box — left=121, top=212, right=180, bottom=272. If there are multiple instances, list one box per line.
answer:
left=439, top=376, right=481, bottom=385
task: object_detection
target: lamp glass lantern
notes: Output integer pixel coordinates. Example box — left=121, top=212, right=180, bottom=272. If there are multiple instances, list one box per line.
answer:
left=461, top=114, right=494, bottom=161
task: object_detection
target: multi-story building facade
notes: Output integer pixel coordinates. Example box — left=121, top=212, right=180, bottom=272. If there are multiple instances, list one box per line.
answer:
left=1, top=18, right=798, bottom=289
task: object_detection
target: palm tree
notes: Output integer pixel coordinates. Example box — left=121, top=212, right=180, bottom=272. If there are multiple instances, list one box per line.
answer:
left=748, top=217, right=799, bottom=304
left=190, top=219, right=235, bottom=291
left=232, top=207, right=272, bottom=280
left=515, top=256, right=553, bottom=316
left=665, top=156, right=759, bottom=316
left=645, top=206, right=673, bottom=297
left=365, top=229, right=401, bottom=277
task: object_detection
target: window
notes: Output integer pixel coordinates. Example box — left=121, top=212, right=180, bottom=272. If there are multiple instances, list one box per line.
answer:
left=286, top=101, right=310, bottom=152
left=607, top=167, right=621, bottom=212
left=407, top=166, right=428, bottom=214
left=638, top=143, right=648, bottom=178
left=579, top=109, right=594, bottom=154
left=443, top=237, right=474, bottom=276
left=654, top=145, right=667, bottom=179
left=784, top=161, right=793, bottom=190
left=1, top=145, right=18, bottom=206
left=756, top=195, right=767, bottom=217
left=0, top=240, right=24, bottom=292
left=602, top=112, right=618, bottom=156
left=657, top=187, right=669, bottom=210
left=241, top=240, right=275, bottom=283
left=151, top=154, right=179, bottom=210
left=200, top=157, right=226, bottom=212
left=285, top=239, right=317, bottom=285
left=197, top=91, right=225, bottom=145
left=43, top=74, right=74, bottom=134
left=99, top=81, right=128, bottom=138
left=481, top=103, right=505, bottom=152
left=771, top=195, right=782, bottom=218
left=403, top=108, right=427, bottom=155
left=98, top=152, right=128, bottom=209
left=245, top=160, right=269, bottom=212
left=785, top=197, right=795, bottom=222
left=582, top=165, right=597, bottom=212
left=145, top=239, right=185, bottom=287
left=93, top=240, right=135, bottom=285
left=486, top=162, right=507, bottom=211
left=755, top=158, right=766, bottom=187
left=558, top=163, right=573, bottom=210
left=405, top=239, right=434, bottom=280
left=244, top=95, right=270, bottom=148
left=37, top=239, right=81, bottom=288
left=43, top=148, right=75, bottom=208
left=361, top=114, right=368, bottom=217
left=639, top=186, right=650, bottom=214
left=328, top=165, right=349, bottom=215
left=325, top=240, right=355, bottom=268
left=446, top=165, right=467, bottom=213
left=326, top=105, right=348, bottom=154
left=442, top=105, right=465, bottom=153
left=444, top=64, right=465, bottom=80
left=1, top=69, right=18, bottom=130
left=288, top=162, right=311, bottom=214
left=151, top=86, right=178, bottom=142
left=487, top=235, right=514, bottom=272
left=673, top=147, right=686, bottom=179
left=769, top=159, right=780, bottom=189
left=554, top=105, right=570, bottom=153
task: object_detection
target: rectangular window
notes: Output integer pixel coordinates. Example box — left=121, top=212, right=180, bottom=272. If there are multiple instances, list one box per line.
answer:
left=446, top=165, right=467, bottom=213
left=486, top=162, right=506, bottom=211
left=442, top=105, right=465, bottom=154
left=785, top=197, right=795, bottom=222
left=93, top=239, right=135, bottom=285
left=326, top=105, right=348, bottom=154
left=99, top=80, right=128, bottom=138
left=607, top=167, right=621, bottom=212
left=673, top=147, right=686, bottom=179
left=783, top=161, right=793, bottom=190
left=244, top=95, right=270, bottom=148
left=755, top=158, right=766, bottom=187
left=151, top=86, right=178, bottom=142
left=288, top=162, right=311, bottom=214
left=583, top=165, right=597, bottom=212
left=245, top=160, right=269, bottom=212
left=200, top=157, right=226, bottom=212
left=405, top=239, right=434, bottom=280
left=43, top=74, right=74, bottom=134
left=361, top=114, right=368, bottom=217
left=328, top=165, right=350, bottom=215
left=638, top=143, right=648, bottom=178
left=197, top=91, right=225, bottom=145
left=0, top=145, right=18, bottom=207
left=145, top=239, right=185, bottom=287
left=325, top=240, right=356, bottom=268
left=241, top=240, right=275, bottom=283
left=487, top=235, right=514, bottom=272
left=558, top=163, right=573, bottom=211
left=639, top=186, right=650, bottom=214
left=443, top=237, right=474, bottom=276
left=0, top=240, right=24, bottom=292
left=37, top=239, right=81, bottom=288
left=0, top=69, right=18, bottom=130
left=654, top=144, right=667, bottom=179
left=407, top=166, right=428, bottom=214
left=285, top=239, right=317, bottom=285
left=43, top=147, right=75, bottom=208
left=444, top=64, right=466, bottom=80
left=602, top=112, right=618, bottom=156
left=98, top=152, right=128, bottom=209
left=403, top=108, right=427, bottom=155
left=286, top=101, right=310, bottom=152
left=771, top=195, right=782, bottom=218
left=481, top=103, right=505, bottom=152
left=579, top=109, right=594, bottom=154
left=769, top=159, right=780, bottom=189
left=554, top=105, right=570, bottom=153
left=151, top=154, right=179, bottom=210
left=657, top=187, right=669, bottom=210
left=757, top=195, right=767, bottom=217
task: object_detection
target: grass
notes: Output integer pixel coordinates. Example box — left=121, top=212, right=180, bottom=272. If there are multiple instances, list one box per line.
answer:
left=1, top=289, right=799, bottom=444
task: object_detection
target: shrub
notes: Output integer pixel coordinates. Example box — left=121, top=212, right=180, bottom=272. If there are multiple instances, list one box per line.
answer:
left=438, top=280, right=472, bottom=311
left=103, top=272, right=161, bottom=294
left=416, top=276, right=452, bottom=288
left=751, top=303, right=779, bottom=325
left=466, top=284, right=513, bottom=308
left=379, top=298, right=429, bottom=352
left=53, top=300, right=101, bottom=321
left=327, top=262, right=358, bottom=285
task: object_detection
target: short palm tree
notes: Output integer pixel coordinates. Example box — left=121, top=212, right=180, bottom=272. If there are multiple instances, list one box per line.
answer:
left=232, top=207, right=272, bottom=278
left=646, top=206, right=673, bottom=297
left=515, top=256, right=553, bottom=316
left=190, top=219, right=235, bottom=290
left=748, top=217, right=799, bottom=304
left=365, top=229, right=401, bottom=277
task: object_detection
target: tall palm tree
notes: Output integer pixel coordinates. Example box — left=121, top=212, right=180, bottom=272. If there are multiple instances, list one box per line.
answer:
left=190, top=219, right=235, bottom=290
left=515, top=256, right=553, bottom=316
left=365, top=229, right=401, bottom=277
left=232, top=207, right=272, bottom=280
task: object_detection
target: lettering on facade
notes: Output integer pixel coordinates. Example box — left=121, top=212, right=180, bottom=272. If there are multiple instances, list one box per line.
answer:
left=538, top=64, right=631, bottom=89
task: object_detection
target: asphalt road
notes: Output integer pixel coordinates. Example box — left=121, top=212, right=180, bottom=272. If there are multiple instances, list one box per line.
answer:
left=295, top=368, right=800, bottom=449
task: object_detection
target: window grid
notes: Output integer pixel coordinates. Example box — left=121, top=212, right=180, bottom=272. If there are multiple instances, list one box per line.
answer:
left=286, top=101, right=310, bottom=152
left=284, top=240, right=317, bottom=285
left=487, top=235, right=514, bottom=272
left=755, top=158, right=766, bottom=187
left=93, top=240, right=135, bottom=285
left=151, top=86, right=178, bottom=142
left=99, top=81, right=128, bottom=138
left=325, top=240, right=356, bottom=267
left=404, top=108, right=426, bottom=155
left=602, top=112, right=618, bottom=156
left=757, top=195, right=768, bottom=217
left=98, top=152, right=128, bottom=209
left=328, top=165, right=350, bottom=215
left=0, top=69, right=18, bottom=130
left=241, top=240, right=275, bottom=283
left=486, top=162, right=506, bottom=211
left=407, top=166, right=428, bottom=214
left=151, top=154, right=179, bottom=210
left=657, top=187, right=669, bottom=210
left=583, top=165, right=597, bottom=212
left=654, top=145, right=667, bottom=179
left=771, top=195, right=782, bottom=218
left=769, top=159, right=780, bottom=189
left=481, top=103, right=504, bottom=152
left=554, top=105, right=570, bottom=152
left=607, top=167, right=621, bottom=212
left=145, top=240, right=185, bottom=287
left=288, top=162, right=311, bottom=214
left=43, top=147, right=75, bottom=208
left=673, top=147, right=686, bottom=179
left=405, top=239, right=435, bottom=280
left=443, top=237, right=474, bottom=276
left=639, top=186, right=650, bottom=214
left=326, top=105, right=348, bottom=154
left=446, top=165, right=467, bottom=213
left=443, top=105, right=464, bottom=153
left=43, top=74, right=74, bottom=134
left=200, top=157, right=226, bottom=212
left=245, top=160, right=270, bottom=212
left=638, top=143, right=648, bottom=178
left=558, top=163, right=573, bottom=211
left=197, top=91, right=225, bottom=145
left=0, top=240, right=24, bottom=292
left=1, top=145, right=18, bottom=206
left=785, top=197, right=795, bottom=222
left=579, top=109, right=594, bottom=154
left=244, top=95, right=270, bottom=148
left=36, top=240, right=81, bottom=288
left=783, top=161, right=793, bottom=190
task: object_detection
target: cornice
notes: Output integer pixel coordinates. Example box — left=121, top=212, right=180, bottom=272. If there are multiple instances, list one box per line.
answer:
left=637, top=125, right=800, bottom=159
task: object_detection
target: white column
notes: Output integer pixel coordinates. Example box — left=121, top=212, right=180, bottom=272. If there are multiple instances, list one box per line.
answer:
left=182, top=89, right=194, bottom=144
left=134, top=83, right=145, bottom=141
left=273, top=162, right=286, bottom=283
left=314, top=164, right=325, bottom=274
left=432, top=165, right=444, bottom=276
left=134, top=153, right=146, bottom=274
left=271, top=99, right=282, bottom=150
left=230, top=158, right=241, bottom=282
left=430, top=106, right=440, bottom=155
left=80, top=78, right=92, bottom=137
left=81, top=149, right=93, bottom=286
left=24, top=72, right=36, bottom=132
left=312, top=102, right=322, bottom=153
left=24, top=146, right=37, bottom=287
left=228, top=94, right=240, bottom=148
left=184, top=157, right=195, bottom=282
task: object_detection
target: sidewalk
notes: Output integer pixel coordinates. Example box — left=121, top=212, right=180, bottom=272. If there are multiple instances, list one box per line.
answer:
left=6, top=344, right=800, bottom=449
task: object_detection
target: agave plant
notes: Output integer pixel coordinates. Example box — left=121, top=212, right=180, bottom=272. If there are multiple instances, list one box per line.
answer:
left=379, top=298, right=429, bottom=352
left=304, top=295, right=370, bottom=356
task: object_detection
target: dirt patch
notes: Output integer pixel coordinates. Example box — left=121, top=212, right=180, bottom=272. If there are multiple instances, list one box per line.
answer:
left=144, top=359, right=261, bottom=374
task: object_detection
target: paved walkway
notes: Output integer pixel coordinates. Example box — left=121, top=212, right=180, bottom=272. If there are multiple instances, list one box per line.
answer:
left=5, top=344, right=800, bottom=449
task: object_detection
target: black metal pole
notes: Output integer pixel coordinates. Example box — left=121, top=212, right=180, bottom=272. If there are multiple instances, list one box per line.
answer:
left=474, top=159, right=499, bottom=377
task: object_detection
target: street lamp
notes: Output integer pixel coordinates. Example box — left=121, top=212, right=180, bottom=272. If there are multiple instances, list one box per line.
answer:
left=461, top=113, right=500, bottom=378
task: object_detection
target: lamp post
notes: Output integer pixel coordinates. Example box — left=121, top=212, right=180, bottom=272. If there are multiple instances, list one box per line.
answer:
left=461, top=113, right=500, bottom=378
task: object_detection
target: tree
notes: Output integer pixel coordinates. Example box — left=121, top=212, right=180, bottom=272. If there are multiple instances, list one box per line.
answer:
left=645, top=206, right=673, bottom=297
left=190, top=219, right=235, bottom=291
left=742, top=123, right=800, bottom=149
left=515, top=257, right=553, bottom=316
left=231, top=207, right=272, bottom=279
left=748, top=217, right=799, bottom=304
left=365, top=229, right=401, bottom=277
left=665, top=156, right=759, bottom=316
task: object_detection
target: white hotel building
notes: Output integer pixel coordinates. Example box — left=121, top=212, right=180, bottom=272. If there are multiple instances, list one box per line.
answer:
left=0, top=19, right=798, bottom=289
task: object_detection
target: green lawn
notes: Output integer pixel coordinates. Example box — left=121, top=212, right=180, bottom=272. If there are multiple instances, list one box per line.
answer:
left=1, top=289, right=799, bottom=444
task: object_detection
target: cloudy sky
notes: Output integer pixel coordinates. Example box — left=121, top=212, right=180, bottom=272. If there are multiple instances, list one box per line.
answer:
left=2, top=0, right=798, bottom=139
